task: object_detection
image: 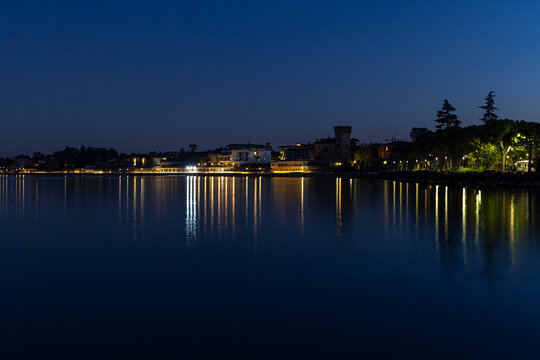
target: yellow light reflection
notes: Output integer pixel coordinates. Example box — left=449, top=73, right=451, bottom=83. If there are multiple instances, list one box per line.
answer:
left=217, top=176, right=222, bottom=235
left=210, top=176, right=214, bottom=236
left=133, top=176, right=137, bottom=223
left=399, top=182, right=403, bottom=227
left=232, top=177, right=236, bottom=234
left=392, top=181, right=396, bottom=229
left=444, top=186, right=448, bottom=242
left=301, top=177, right=305, bottom=237
left=462, top=188, right=467, bottom=265
left=141, top=177, right=145, bottom=223
left=415, top=183, right=419, bottom=231
left=384, top=180, right=389, bottom=232
left=475, top=190, right=481, bottom=249
left=435, top=185, right=439, bottom=259
left=336, top=177, right=342, bottom=237
left=254, top=177, right=258, bottom=241
left=509, top=193, right=515, bottom=268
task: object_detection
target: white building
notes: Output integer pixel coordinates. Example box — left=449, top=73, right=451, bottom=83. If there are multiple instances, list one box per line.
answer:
left=516, top=160, right=535, bottom=172
left=219, top=144, right=272, bottom=167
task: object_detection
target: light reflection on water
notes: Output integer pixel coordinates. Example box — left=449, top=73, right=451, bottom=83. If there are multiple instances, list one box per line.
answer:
left=0, top=175, right=538, bottom=272
left=1, top=175, right=540, bottom=357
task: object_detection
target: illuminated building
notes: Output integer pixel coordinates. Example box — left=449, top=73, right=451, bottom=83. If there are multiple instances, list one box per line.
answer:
left=516, top=160, right=535, bottom=172
left=217, top=144, right=272, bottom=167
left=378, top=145, right=394, bottom=159
left=157, top=161, right=198, bottom=173
left=271, top=160, right=310, bottom=173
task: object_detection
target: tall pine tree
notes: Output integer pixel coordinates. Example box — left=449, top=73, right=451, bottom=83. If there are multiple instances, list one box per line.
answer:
left=435, top=99, right=460, bottom=130
left=479, top=91, right=498, bottom=123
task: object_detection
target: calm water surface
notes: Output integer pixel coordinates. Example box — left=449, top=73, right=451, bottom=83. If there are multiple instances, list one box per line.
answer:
left=1, top=175, right=540, bottom=358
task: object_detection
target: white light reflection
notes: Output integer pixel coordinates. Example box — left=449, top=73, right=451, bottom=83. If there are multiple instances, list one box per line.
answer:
left=185, top=176, right=197, bottom=247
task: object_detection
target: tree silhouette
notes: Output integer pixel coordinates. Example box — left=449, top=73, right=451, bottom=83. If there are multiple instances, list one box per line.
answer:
left=410, top=127, right=431, bottom=141
left=435, top=99, right=460, bottom=130
left=479, top=91, right=499, bottom=123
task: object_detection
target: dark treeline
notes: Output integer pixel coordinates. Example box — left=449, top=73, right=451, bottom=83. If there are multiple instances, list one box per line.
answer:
left=0, top=145, right=208, bottom=171
left=354, top=91, right=540, bottom=172
left=393, top=119, right=540, bottom=171
left=12, top=146, right=124, bottom=171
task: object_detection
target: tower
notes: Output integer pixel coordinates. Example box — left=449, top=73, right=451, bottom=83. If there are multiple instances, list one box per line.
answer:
left=334, top=126, right=352, bottom=163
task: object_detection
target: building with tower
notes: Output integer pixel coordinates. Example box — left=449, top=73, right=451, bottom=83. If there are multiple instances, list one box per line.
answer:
left=312, top=126, right=353, bottom=165
left=334, top=126, right=352, bottom=162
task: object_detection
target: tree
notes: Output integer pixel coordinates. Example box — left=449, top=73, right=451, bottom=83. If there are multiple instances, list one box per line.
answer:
left=479, top=91, right=499, bottom=123
left=514, top=121, right=540, bottom=172
left=32, top=152, right=45, bottom=162
left=467, top=138, right=499, bottom=170
left=435, top=99, right=461, bottom=130
left=189, top=144, right=198, bottom=152
left=410, top=127, right=431, bottom=141
left=484, top=119, right=516, bottom=171
left=353, top=145, right=372, bottom=169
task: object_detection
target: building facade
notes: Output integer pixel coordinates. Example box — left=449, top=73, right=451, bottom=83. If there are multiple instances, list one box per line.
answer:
left=271, top=160, right=310, bottom=173
left=279, top=144, right=314, bottom=161
left=334, top=126, right=352, bottom=162
left=13, top=156, right=32, bottom=169
left=218, top=144, right=272, bottom=167
left=313, top=138, right=335, bottom=164
left=378, top=145, right=394, bottom=159
left=311, top=126, right=353, bottom=165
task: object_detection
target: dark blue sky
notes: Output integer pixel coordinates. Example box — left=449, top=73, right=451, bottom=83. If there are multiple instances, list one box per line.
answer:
left=1, top=0, right=539, bottom=155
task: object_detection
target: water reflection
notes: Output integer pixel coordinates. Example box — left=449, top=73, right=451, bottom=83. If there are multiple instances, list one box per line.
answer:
left=300, top=177, right=304, bottom=237
left=0, top=176, right=538, bottom=278
left=411, top=182, right=534, bottom=276
left=336, top=177, right=342, bottom=237
left=462, top=188, right=467, bottom=265
left=186, top=176, right=197, bottom=246
left=179, top=176, right=267, bottom=247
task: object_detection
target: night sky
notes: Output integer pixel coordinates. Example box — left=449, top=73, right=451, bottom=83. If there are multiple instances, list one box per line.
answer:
left=2, top=0, right=539, bottom=155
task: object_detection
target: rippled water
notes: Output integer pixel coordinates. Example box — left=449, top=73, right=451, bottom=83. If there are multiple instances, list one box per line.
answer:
left=1, top=175, right=539, bottom=358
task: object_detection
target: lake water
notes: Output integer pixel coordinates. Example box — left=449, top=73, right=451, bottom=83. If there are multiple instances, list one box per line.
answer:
left=1, top=175, right=539, bottom=358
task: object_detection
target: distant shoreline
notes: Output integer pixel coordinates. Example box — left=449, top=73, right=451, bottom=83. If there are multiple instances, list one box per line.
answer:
left=4, top=170, right=540, bottom=188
